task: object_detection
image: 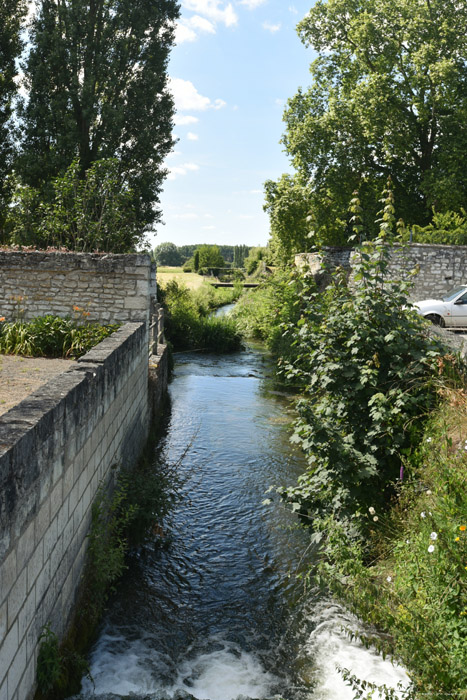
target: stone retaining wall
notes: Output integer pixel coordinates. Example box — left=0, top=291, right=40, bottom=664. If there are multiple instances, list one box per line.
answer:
left=0, top=252, right=156, bottom=325
left=0, top=323, right=167, bottom=700
left=296, top=243, right=467, bottom=300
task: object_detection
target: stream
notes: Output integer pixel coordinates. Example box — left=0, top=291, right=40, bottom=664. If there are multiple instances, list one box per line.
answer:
left=72, top=346, right=409, bottom=700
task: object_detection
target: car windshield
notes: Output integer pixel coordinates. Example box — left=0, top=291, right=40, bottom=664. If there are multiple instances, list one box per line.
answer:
left=442, top=286, right=467, bottom=302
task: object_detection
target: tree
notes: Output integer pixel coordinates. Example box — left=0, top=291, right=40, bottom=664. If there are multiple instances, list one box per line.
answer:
left=0, top=0, right=26, bottom=232
left=19, top=0, right=179, bottom=231
left=276, top=0, right=467, bottom=246
left=264, top=174, right=313, bottom=264
left=153, top=242, right=182, bottom=267
left=8, top=158, right=141, bottom=251
left=196, top=244, right=225, bottom=270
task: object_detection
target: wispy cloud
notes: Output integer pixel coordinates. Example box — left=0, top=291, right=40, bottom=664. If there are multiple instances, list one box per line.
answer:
left=182, top=1, right=238, bottom=27
left=289, top=5, right=298, bottom=14
left=174, top=14, right=216, bottom=44
left=169, top=78, right=226, bottom=112
left=173, top=212, right=200, bottom=219
left=263, top=21, right=281, bottom=33
left=187, top=132, right=199, bottom=141
left=240, top=0, right=267, bottom=9
left=174, top=115, right=199, bottom=126
left=168, top=162, right=200, bottom=180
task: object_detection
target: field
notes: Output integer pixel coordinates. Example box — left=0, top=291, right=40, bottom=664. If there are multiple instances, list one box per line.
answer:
left=156, top=266, right=217, bottom=290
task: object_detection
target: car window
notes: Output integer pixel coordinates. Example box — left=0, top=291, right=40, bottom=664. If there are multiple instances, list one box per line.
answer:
left=455, top=292, right=467, bottom=304
left=443, top=286, right=467, bottom=302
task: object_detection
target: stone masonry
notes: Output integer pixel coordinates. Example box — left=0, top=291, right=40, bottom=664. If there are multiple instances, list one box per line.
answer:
left=295, top=243, right=467, bottom=300
left=0, top=251, right=156, bottom=325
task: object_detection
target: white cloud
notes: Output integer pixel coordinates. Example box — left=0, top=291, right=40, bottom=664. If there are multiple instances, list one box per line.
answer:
left=174, top=14, right=216, bottom=43
left=174, top=22, right=198, bottom=43
left=263, top=21, right=281, bottom=33
left=240, top=0, right=267, bottom=8
left=189, top=15, right=216, bottom=32
left=182, top=1, right=238, bottom=27
left=168, top=162, right=200, bottom=180
left=275, top=97, right=285, bottom=107
left=169, top=77, right=226, bottom=112
left=166, top=150, right=183, bottom=159
left=250, top=189, right=263, bottom=194
left=202, top=225, right=216, bottom=230
left=187, top=132, right=199, bottom=141
left=174, top=114, right=199, bottom=126
left=289, top=5, right=298, bottom=14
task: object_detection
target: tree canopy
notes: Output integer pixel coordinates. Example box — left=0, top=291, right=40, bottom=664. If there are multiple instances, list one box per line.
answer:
left=269, top=0, right=467, bottom=251
left=18, top=0, right=179, bottom=234
left=153, top=242, right=183, bottom=267
left=0, top=0, right=25, bottom=224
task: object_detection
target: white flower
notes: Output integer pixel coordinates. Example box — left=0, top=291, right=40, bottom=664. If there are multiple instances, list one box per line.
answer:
left=426, top=490, right=432, bottom=495
left=426, top=437, right=432, bottom=443
left=369, top=506, right=376, bottom=515
left=386, top=576, right=392, bottom=582
left=430, top=532, right=438, bottom=540
left=373, top=516, right=379, bottom=522
left=406, top=539, right=410, bottom=545
left=421, top=512, right=426, bottom=519
left=428, top=544, right=435, bottom=553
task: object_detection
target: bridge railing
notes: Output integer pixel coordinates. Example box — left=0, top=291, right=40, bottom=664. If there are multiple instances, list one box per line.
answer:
left=149, top=302, right=165, bottom=357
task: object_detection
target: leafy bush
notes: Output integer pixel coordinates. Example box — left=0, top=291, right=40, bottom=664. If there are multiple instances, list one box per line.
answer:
left=403, top=209, right=467, bottom=245
left=160, top=280, right=242, bottom=352
left=278, top=187, right=443, bottom=528
left=0, top=315, right=119, bottom=358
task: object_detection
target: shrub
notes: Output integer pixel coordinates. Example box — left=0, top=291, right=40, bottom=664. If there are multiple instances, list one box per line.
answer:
left=0, top=315, right=119, bottom=358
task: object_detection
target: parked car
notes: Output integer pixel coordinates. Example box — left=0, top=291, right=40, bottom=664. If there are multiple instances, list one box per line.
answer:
left=414, top=285, right=467, bottom=327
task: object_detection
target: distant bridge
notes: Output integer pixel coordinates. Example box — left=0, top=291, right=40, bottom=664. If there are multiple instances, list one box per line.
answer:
left=210, top=282, right=260, bottom=288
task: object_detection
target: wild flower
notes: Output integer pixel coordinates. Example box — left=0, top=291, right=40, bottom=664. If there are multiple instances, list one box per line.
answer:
left=426, top=437, right=432, bottom=443
left=460, top=525, right=466, bottom=532
left=373, top=516, right=379, bottom=522
left=428, top=545, right=435, bottom=553
left=426, top=490, right=432, bottom=495
left=455, top=537, right=460, bottom=542
left=421, top=512, right=426, bottom=519
left=386, top=576, right=392, bottom=582
left=0, top=317, right=4, bottom=322
left=430, top=532, right=438, bottom=540
left=369, top=506, right=376, bottom=515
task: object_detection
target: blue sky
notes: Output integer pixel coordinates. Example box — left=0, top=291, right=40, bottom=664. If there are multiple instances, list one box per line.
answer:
left=151, top=0, right=316, bottom=250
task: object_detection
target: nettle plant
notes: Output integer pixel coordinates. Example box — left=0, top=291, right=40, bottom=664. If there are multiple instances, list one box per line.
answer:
left=279, top=184, right=443, bottom=531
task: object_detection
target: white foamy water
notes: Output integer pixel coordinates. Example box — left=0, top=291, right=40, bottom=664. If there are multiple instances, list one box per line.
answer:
left=80, top=634, right=278, bottom=700
left=307, top=601, right=411, bottom=700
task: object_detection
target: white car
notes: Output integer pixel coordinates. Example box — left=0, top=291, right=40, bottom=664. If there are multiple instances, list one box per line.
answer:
left=414, top=285, right=467, bottom=328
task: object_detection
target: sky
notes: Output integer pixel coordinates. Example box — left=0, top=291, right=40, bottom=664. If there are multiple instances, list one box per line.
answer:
left=151, top=0, right=317, bottom=251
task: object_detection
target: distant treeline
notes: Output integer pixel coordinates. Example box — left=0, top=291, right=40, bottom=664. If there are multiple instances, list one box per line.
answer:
left=153, top=242, right=251, bottom=267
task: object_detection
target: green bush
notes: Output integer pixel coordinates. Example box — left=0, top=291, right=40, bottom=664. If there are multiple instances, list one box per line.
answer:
left=403, top=209, right=467, bottom=245
left=0, top=315, right=119, bottom=358
left=160, top=280, right=242, bottom=352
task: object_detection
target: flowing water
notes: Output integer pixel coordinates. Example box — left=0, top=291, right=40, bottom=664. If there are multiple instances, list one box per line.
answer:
left=73, top=347, right=410, bottom=700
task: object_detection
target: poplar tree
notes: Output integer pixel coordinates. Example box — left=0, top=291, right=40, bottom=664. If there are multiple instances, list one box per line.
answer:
left=19, top=0, right=180, bottom=234
left=0, top=0, right=25, bottom=226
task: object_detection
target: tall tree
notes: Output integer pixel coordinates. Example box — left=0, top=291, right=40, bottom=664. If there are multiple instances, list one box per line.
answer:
left=0, top=0, right=25, bottom=230
left=19, top=0, right=179, bottom=233
left=274, top=0, right=467, bottom=247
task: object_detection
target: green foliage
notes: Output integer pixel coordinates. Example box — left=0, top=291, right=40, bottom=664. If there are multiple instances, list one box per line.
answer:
left=18, top=0, right=179, bottom=232
left=279, top=186, right=443, bottom=526
left=233, top=244, right=249, bottom=268
left=243, top=246, right=269, bottom=275
left=0, top=315, right=119, bottom=358
left=403, top=209, right=467, bottom=246
left=232, top=268, right=305, bottom=359
left=264, top=174, right=314, bottom=262
left=274, top=0, right=467, bottom=247
left=153, top=242, right=183, bottom=267
left=0, top=0, right=25, bottom=230
left=36, top=625, right=63, bottom=695
left=160, top=280, right=242, bottom=352
left=194, top=244, right=225, bottom=271
left=8, top=159, right=141, bottom=251
left=320, top=391, right=467, bottom=698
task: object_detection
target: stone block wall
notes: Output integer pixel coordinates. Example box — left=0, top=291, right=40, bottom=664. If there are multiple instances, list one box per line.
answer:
left=0, top=322, right=152, bottom=700
left=0, top=252, right=156, bottom=325
left=296, top=243, right=467, bottom=300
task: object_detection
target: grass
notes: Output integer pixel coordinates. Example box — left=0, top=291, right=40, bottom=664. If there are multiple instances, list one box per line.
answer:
left=157, top=266, right=219, bottom=291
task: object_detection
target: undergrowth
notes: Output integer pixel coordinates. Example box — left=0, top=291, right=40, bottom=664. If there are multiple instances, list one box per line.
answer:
left=159, top=280, right=243, bottom=352
left=0, top=314, right=119, bottom=358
